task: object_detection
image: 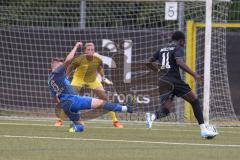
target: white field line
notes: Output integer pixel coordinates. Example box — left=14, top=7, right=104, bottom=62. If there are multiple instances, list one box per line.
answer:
left=0, top=116, right=191, bottom=126
left=1, top=116, right=239, bottom=128
left=0, top=134, right=240, bottom=148
left=0, top=122, right=239, bottom=134
left=0, top=122, right=199, bottom=132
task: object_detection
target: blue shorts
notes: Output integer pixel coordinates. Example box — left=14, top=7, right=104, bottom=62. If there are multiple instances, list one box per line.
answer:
left=59, top=94, right=92, bottom=121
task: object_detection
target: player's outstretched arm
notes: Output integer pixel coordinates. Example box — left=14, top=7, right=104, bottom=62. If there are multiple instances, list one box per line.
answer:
left=64, top=42, right=83, bottom=68
left=176, top=58, right=203, bottom=81
left=146, top=57, right=160, bottom=72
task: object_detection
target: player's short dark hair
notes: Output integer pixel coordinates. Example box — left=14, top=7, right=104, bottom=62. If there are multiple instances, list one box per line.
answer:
left=171, top=31, right=185, bottom=41
left=52, top=57, right=64, bottom=62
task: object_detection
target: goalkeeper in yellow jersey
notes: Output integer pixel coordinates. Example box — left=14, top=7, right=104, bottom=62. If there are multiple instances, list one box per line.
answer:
left=54, top=42, right=123, bottom=128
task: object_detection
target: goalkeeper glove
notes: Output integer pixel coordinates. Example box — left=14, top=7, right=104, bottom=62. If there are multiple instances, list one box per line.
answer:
left=102, top=76, right=113, bottom=85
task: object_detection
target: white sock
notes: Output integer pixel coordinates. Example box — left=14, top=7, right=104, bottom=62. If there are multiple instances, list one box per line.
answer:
left=200, top=124, right=207, bottom=131
left=121, top=106, right=128, bottom=112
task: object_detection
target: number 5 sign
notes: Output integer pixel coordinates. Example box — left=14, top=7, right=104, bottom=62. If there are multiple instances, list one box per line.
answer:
left=165, top=2, right=178, bottom=20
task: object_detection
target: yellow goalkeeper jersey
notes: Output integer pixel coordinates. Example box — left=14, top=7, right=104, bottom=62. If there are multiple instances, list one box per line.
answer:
left=71, top=53, right=102, bottom=83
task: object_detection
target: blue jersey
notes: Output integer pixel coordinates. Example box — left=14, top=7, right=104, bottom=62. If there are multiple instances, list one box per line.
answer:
left=48, top=64, right=78, bottom=98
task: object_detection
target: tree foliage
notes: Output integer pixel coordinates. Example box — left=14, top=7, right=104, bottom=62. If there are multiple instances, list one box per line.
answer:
left=0, top=0, right=240, bottom=28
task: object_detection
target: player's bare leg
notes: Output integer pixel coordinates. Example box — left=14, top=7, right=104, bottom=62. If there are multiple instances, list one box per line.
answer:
left=156, top=98, right=174, bottom=119
left=182, top=91, right=218, bottom=138
left=94, top=87, right=123, bottom=128
left=91, top=98, right=132, bottom=113
left=182, top=91, right=204, bottom=125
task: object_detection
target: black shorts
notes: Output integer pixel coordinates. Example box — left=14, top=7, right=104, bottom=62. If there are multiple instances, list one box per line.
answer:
left=159, top=76, right=191, bottom=98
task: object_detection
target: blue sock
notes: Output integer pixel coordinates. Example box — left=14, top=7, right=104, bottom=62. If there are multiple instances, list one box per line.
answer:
left=103, top=103, right=123, bottom=112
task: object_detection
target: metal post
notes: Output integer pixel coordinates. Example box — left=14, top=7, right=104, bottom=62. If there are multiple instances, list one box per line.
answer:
left=177, top=2, right=185, bottom=122
left=80, top=0, right=86, bottom=29
left=178, top=2, right=184, bottom=31
left=203, top=0, right=213, bottom=125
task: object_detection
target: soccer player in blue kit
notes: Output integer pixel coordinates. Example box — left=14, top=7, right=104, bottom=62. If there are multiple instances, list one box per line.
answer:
left=48, top=42, right=132, bottom=132
left=145, top=31, right=218, bottom=139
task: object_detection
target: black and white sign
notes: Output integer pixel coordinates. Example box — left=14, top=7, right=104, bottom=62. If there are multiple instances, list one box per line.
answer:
left=165, top=2, right=178, bottom=20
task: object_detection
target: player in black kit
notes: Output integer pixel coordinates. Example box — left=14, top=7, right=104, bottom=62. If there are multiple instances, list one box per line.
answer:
left=145, top=31, right=218, bottom=139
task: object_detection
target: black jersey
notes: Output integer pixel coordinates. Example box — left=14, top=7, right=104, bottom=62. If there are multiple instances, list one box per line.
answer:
left=153, top=41, right=184, bottom=78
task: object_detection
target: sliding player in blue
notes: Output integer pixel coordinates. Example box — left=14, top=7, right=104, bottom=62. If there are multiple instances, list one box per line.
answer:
left=48, top=42, right=132, bottom=132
